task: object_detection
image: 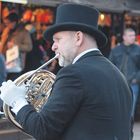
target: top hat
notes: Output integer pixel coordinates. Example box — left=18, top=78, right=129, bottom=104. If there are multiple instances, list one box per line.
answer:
left=44, top=3, right=107, bottom=47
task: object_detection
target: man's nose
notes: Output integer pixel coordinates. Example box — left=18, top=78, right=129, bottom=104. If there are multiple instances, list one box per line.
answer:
left=52, top=43, right=58, bottom=51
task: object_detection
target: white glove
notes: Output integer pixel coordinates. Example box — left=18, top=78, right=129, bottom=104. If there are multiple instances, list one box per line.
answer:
left=0, top=80, right=28, bottom=114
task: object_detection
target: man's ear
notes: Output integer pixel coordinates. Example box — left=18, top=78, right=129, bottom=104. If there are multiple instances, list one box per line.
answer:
left=75, top=31, right=84, bottom=46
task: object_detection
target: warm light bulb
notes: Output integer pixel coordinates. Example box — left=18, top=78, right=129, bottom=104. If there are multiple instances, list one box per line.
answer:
left=100, top=14, right=105, bottom=21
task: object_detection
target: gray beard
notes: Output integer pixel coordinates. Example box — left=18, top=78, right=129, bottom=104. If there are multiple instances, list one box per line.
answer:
left=58, top=55, right=72, bottom=67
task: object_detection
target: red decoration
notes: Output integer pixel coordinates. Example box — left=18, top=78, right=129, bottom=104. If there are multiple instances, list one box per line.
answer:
left=35, top=9, right=53, bottom=24
left=23, top=10, right=33, bottom=22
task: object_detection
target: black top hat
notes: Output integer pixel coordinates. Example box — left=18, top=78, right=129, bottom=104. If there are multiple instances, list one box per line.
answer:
left=44, top=3, right=107, bottom=47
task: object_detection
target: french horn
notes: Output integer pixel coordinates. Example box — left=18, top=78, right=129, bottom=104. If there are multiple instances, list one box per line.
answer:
left=3, top=54, right=59, bottom=131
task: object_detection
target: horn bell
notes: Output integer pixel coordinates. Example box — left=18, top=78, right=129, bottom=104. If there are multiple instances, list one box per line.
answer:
left=3, top=69, right=55, bottom=131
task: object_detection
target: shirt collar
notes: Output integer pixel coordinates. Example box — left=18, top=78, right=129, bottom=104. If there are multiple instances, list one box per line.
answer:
left=72, top=48, right=99, bottom=64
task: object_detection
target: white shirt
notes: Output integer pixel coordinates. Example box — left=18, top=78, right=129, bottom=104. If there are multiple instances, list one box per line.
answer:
left=72, top=48, right=99, bottom=64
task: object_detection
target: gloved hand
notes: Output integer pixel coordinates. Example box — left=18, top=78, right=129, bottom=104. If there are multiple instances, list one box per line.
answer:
left=0, top=80, right=28, bottom=114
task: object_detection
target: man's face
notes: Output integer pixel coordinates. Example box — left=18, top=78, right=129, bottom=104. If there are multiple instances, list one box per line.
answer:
left=52, top=31, right=78, bottom=67
left=123, top=31, right=136, bottom=45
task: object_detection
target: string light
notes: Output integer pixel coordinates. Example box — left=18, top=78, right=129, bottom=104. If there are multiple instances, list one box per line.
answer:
left=1, top=0, right=27, bottom=4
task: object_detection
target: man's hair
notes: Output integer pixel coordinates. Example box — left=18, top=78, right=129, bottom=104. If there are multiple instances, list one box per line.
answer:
left=6, top=12, right=19, bottom=22
left=123, top=28, right=135, bottom=35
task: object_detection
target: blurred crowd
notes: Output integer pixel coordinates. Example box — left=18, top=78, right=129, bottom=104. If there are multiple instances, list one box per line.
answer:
left=0, top=12, right=61, bottom=112
left=0, top=12, right=61, bottom=84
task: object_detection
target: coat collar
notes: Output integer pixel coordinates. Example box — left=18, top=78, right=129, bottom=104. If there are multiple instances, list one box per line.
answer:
left=73, top=48, right=99, bottom=64
left=73, top=50, right=103, bottom=64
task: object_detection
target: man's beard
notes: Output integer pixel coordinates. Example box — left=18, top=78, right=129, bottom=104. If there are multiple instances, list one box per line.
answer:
left=58, top=55, right=72, bottom=67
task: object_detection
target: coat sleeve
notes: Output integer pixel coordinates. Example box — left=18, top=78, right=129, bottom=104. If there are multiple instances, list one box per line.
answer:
left=16, top=66, right=85, bottom=140
left=108, top=49, right=115, bottom=64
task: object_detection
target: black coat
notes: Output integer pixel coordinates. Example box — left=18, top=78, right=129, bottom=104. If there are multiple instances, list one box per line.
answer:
left=16, top=51, right=132, bottom=140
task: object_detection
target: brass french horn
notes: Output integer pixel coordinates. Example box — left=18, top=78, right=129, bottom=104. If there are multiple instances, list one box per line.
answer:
left=3, top=54, right=59, bottom=130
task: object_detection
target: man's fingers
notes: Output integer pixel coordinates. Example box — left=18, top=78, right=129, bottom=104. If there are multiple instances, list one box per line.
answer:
left=2, top=80, right=13, bottom=86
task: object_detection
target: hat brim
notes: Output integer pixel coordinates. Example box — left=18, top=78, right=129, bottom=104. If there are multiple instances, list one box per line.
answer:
left=44, top=23, right=107, bottom=47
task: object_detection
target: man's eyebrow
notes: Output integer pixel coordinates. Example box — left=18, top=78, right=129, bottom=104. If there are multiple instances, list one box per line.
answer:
left=53, top=36, right=61, bottom=41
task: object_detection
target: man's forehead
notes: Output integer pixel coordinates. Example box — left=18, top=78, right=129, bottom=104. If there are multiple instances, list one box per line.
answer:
left=53, top=31, right=73, bottom=38
left=124, top=31, right=135, bottom=36
left=125, top=30, right=135, bottom=35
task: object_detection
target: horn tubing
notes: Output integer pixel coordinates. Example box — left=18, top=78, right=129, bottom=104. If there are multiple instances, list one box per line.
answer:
left=18, top=54, right=59, bottom=81
left=35, top=54, right=59, bottom=72
left=2, top=54, right=58, bottom=132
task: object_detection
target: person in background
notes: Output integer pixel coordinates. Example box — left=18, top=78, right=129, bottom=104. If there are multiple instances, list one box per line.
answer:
left=109, top=28, right=140, bottom=138
left=0, top=3, right=132, bottom=140
left=24, top=24, right=60, bottom=74
left=109, top=28, right=140, bottom=119
left=24, top=23, right=60, bottom=74
left=0, top=12, right=32, bottom=80
left=0, top=53, right=7, bottom=115
left=0, top=54, right=6, bottom=85
left=23, top=24, right=46, bottom=72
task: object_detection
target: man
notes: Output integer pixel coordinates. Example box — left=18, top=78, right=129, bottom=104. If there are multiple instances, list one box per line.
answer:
left=109, top=28, right=140, bottom=119
left=0, top=3, right=132, bottom=140
left=0, top=12, right=32, bottom=80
